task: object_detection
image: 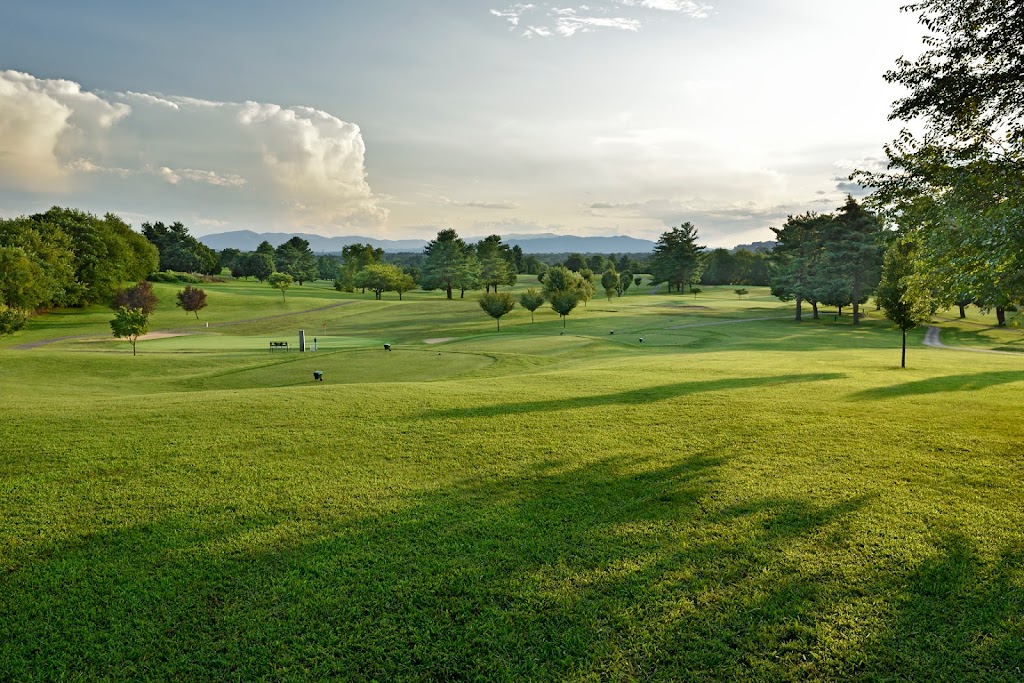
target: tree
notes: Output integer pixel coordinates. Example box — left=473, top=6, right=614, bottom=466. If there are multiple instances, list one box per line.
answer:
left=564, top=253, right=586, bottom=272
left=110, top=306, right=149, bottom=356
left=886, top=0, right=1024, bottom=145
left=0, top=217, right=75, bottom=310
left=317, top=254, right=342, bottom=281
left=542, top=265, right=585, bottom=328
left=587, top=254, right=608, bottom=272
left=478, top=292, right=516, bottom=331
left=731, top=249, right=771, bottom=286
left=601, top=268, right=620, bottom=301
left=245, top=252, right=275, bottom=282
left=634, top=276, right=642, bottom=287
left=550, top=291, right=579, bottom=328
left=353, top=263, right=412, bottom=300
left=701, top=248, right=735, bottom=285
left=113, top=281, right=158, bottom=315
left=0, top=304, right=27, bottom=336
left=26, top=208, right=157, bottom=306
left=519, top=288, right=545, bottom=322
left=142, top=220, right=218, bottom=274
left=649, top=223, right=705, bottom=293
left=818, top=197, right=886, bottom=325
left=423, top=229, right=468, bottom=299
left=176, top=285, right=208, bottom=318
left=268, top=272, right=293, bottom=302
left=476, top=235, right=515, bottom=293
left=770, top=213, right=828, bottom=321
left=620, top=271, right=633, bottom=294
left=392, top=270, right=417, bottom=300
left=0, top=246, right=52, bottom=311
left=690, top=287, right=702, bottom=299
left=875, top=236, right=935, bottom=368
left=274, top=237, right=318, bottom=285
left=734, top=288, right=749, bottom=299
left=856, top=1, right=1024, bottom=323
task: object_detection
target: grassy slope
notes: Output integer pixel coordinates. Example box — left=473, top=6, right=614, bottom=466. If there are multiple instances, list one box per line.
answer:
left=1, top=281, right=1022, bottom=681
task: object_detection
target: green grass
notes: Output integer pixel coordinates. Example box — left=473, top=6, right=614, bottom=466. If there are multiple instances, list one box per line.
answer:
left=1, top=279, right=1023, bottom=681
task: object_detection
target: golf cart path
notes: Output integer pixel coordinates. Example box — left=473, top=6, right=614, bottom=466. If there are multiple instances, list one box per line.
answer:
left=923, top=325, right=1023, bottom=356
left=14, top=301, right=355, bottom=350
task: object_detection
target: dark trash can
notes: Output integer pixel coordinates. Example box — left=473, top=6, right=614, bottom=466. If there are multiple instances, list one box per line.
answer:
left=313, top=371, right=323, bottom=381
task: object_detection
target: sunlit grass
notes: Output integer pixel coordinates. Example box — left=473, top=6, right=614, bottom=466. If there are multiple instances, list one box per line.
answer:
left=1, top=278, right=1022, bottom=681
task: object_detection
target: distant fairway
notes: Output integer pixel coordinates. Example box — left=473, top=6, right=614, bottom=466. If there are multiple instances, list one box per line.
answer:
left=2, top=279, right=1022, bottom=681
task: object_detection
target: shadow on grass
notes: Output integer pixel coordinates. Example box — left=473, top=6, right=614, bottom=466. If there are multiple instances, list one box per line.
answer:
left=4, top=453, right=1021, bottom=681
left=860, top=534, right=1024, bottom=680
left=3, top=453, right=880, bottom=681
left=849, top=371, right=1024, bottom=401
left=424, top=373, right=845, bottom=420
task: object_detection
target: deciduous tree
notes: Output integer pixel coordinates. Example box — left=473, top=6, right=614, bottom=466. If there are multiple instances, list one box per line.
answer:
left=478, top=292, right=516, bottom=331
left=113, top=281, right=158, bottom=315
left=519, top=288, right=545, bottom=322
left=268, top=272, right=293, bottom=302
left=176, top=285, right=208, bottom=318
left=110, top=306, right=149, bottom=356
left=876, top=236, right=935, bottom=367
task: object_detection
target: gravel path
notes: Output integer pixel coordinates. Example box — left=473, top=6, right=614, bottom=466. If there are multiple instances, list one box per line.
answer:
left=923, top=325, right=1022, bottom=356
left=14, top=301, right=355, bottom=350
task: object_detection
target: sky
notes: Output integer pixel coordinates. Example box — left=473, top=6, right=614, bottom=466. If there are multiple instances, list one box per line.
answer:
left=0, top=1, right=925, bottom=248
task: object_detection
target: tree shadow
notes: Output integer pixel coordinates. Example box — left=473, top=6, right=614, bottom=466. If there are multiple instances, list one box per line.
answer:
left=859, top=533, right=1024, bottom=680
left=424, top=372, right=845, bottom=420
left=848, top=371, right=1024, bottom=401
left=4, top=453, right=878, bottom=681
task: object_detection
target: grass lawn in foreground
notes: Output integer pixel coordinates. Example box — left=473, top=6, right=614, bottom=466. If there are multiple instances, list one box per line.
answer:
left=1, top=278, right=1022, bottom=681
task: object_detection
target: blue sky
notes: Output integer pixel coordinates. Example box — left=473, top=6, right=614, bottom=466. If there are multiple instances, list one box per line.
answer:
left=0, top=1, right=923, bottom=247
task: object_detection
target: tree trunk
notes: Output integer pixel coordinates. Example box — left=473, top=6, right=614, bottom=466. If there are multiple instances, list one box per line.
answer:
left=562, top=316, right=566, bottom=328
left=901, top=327, right=906, bottom=368
left=446, top=284, right=452, bottom=299
left=996, top=307, right=1006, bottom=326
left=795, top=294, right=803, bottom=322
left=496, top=318, right=500, bottom=331
left=958, top=304, right=966, bottom=318
left=812, top=301, right=819, bottom=320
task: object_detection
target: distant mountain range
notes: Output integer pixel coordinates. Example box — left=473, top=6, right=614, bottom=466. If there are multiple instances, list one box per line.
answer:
left=197, top=230, right=658, bottom=254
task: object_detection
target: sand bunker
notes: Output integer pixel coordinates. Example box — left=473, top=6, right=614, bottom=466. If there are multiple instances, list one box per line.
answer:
left=424, top=337, right=455, bottom=344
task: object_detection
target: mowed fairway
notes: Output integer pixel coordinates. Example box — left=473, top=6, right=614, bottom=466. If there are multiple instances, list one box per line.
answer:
left=2, top=280, right=1023, bottom=681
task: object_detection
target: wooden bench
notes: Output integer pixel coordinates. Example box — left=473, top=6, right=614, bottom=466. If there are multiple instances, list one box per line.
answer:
left=269, top=341, right=289, bottom=352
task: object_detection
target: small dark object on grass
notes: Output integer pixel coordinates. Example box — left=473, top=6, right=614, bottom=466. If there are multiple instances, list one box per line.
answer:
left=609, top=330, right=614, bottom=335
left=639, top=337, right=644, bottom=343
left=384, top=343, right=391, bottom=351
left=313, top=371, right=323, bottom=381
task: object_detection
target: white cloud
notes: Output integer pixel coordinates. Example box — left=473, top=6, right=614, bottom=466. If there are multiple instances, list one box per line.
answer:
left=0, top=70, right=130, bottom=190
left=490, top=1, right=710, bottom=37
left=0, top=69, right=387, bottom=233
left=237, top=102, right=388, bottom=227
left=159, top=166, right=247, bottom=188
left=427, top=194, right=520, bottom=210
left=619, top=0, right=711, bottom=17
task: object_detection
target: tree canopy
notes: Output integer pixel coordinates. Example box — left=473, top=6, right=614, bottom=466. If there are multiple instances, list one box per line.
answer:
left=649, top=223, right=705, bottom=294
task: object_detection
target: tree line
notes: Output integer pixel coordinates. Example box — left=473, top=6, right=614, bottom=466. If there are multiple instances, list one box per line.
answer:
left=0, top=207, right=158, bottom=334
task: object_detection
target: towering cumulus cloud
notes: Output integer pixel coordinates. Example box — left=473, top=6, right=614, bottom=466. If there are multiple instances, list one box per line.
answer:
left=0, top=69, right=386, bottom=232
left=238, top=103, right=387, bottom=226
left=0, top=70, right=130, bottom=189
